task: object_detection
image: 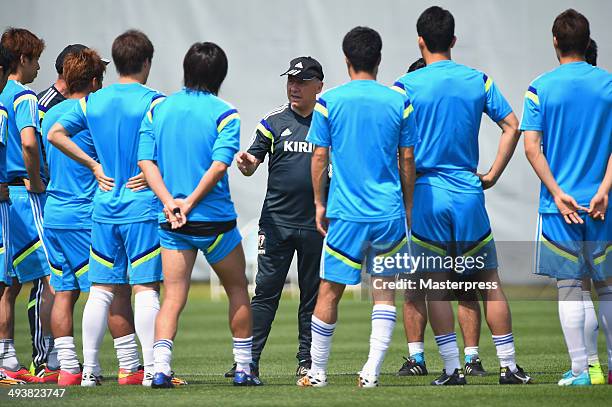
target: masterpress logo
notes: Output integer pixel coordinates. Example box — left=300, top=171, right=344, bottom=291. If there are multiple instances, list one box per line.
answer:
left=372, top=252, right=488, bottom=274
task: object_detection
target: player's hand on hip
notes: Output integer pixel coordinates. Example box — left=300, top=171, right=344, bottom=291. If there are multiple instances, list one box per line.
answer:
left=0, top=183, right=9, bottom=201
left=126, top=172, right=149, bottom=192
left=315, top=203, right=329, bottom=237
left=92, top=163, right=115, bottom=192
left=24, top=178, right=46, bottom=194
left=477, top=172, right=497, bottom=190
left=588, top=191, right=608, bottom=221
left=554, top=192, right=588, bottom=224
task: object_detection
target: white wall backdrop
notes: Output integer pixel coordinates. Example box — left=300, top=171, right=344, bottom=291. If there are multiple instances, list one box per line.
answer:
left=2, top=0, right=610, bottom=283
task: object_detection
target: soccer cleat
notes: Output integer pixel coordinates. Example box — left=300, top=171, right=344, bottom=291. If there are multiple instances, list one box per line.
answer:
left=296, top=360, right=311, bottom=377
left=233, top=371, right=263, bottom=386
left=33, top=363, right=60, bottom=383
left=358, top=371, right=378, bottom=388
left=431, top=368, right=467, bottom=386
left=0, top=370, right=26, bottom=386
left=296, top=371, right=327, bottom=387
left=80, top=371, right=103, bottom=387
left=142, top=371, right=154, bottom=387
left=224, top=362, right=237, bottom=378
left=464, top=356, right=487, bottom=376
left=0, top=366, right=40, bottom=383
left=118, top=366, right=144, bottom=385
left=499, top=365, right=532, bottom=384
left=170, top=372, right=188, bottom=386
left=57, top=370, right=82, bottom=386
left=397, top=356, right=428, bottom=376
left=151, top=372, right=174, bottom=389
left=558, top=370, right=591, bottom=386
left=225, top=362, right=259, bottom=378
left=588, top=363, right=605, bottom=385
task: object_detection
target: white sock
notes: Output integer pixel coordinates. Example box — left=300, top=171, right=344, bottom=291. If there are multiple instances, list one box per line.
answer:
left=82, top=287, right=113, bottom=374
left=582, top=290, right=600, bottom=365
left=558, top=280, right=587, bottom=375
left=596, top=285, right=612, bottom=368
left=44, top=336, right=59, bottom=370
left=114, top=333, right=140, bottom=372
left=434, top=332, right=460, bottom=373
left=310, top=315, right=336, bottom=375
left=134, top=290, right=160, bottom=375
left=408, top=341, right=424, bottom=357
left=54, top=336, right=80, bottom=374
left=361, top=304, right=396, bottom=376
left=492, top=333, right=517, bottom=372
left=233, top=336, right=253, bottom=375
left=153, top=339, right=173, bottom=376
left=464, top=346, right=479, bottom=362
left=0, top=339, right=19, bottom=370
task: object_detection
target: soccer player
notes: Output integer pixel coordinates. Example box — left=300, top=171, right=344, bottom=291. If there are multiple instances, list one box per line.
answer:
left=0, top=42, right=26, bottom=387
left=522, top=9, right=612, bottom=386
left=227, top=56, right=325, bottom=378
left=394, top=6, right=531, bottom=385
left=0, top=28, right=51, bottom=384
left=47, top=30, right=168, bottom=387
left=296, top=26, right=417, bottom=388
left=397, top=58, right=487, bottom=378
left=41, top=48, right=106, bottom=386
left=138, top=42, right=259, bottom=388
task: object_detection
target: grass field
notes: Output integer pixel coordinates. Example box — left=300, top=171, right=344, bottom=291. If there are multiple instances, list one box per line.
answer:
left=3, top=283, right=611, bottom=406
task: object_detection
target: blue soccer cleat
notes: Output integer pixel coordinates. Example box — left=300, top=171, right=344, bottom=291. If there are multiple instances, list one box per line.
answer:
left=233, top=370, right=263, bottom=386
left=558, top=370, right=591, bottom=386
left=151, top=372, right=174, bottom=389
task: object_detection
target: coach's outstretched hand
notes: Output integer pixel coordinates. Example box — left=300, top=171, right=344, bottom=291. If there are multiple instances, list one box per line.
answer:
left=126, top=172, right=149, bottom=192
left=315, top=202, right=329, bottom=236
left=93, top=163, right=115, bottom=192
left=588, top=190, right=608, bottom=221
left=236, top=151, right=259, bottom=176
left=554, top=192, right=589, bottom=224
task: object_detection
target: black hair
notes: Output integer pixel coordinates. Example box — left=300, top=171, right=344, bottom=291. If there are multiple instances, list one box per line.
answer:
left=0, top=44, right=14, bottom=74
left=183, top=42, right=228, bottom=95
left=407, top=58, right=426, bottom=73
left=342, top=26, right=382, bottom=73
left=585, top=38, right=597, bottom=66
left=552, top=9, right=590, bottom=56
left=112, top=29, right=154, bottom=76
left=416, top=6, right=455, bottom=53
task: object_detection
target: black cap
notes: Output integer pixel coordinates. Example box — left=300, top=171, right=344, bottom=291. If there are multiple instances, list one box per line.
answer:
left=280, top=56, right=324, bottom=81
left=55, top=44, right=110, bottom=75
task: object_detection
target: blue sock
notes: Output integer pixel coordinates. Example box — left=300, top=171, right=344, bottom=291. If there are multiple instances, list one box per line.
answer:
left=413, top=352, right=425, bottom=364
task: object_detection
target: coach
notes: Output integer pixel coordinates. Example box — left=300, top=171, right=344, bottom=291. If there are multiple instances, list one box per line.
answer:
left=230, top=57, right=326, bottom=378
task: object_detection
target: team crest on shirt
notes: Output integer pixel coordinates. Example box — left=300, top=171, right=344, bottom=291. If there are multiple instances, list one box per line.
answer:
left=258, top=233, right=266, bottom=254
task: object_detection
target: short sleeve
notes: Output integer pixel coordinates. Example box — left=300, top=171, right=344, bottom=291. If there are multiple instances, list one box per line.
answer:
left=138, top=112, right=157, bottom=161
left=305, top=97, right=330, bottom=147
left=57, top=97, right=88, bottom=136
left=13, top=89, right=40, bottom=133
left=400, top=98, right=419, bottom=147
left=483, top=74, right=513, bottom=123
left=519, top=84, right=542, bottom=132
left=247, top=119, right=274, bottom=160
left=0, top=105, right=7, bottom=145
left=213, top=108, right=241, bottom=165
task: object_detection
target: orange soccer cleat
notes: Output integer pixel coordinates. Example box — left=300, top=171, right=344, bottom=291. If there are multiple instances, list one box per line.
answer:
left=118, top=366, right=144, bottom=385
left=57, top=370, right=82, bottom=386
left=0, top=366, right=40, bottom=383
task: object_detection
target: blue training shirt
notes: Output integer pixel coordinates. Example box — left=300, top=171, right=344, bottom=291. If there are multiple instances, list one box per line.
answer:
left=57, top=83, right=164, bottom=224
left=0, top=103, right=7, bottom=184
left=42, top=99, right=97, bottom=229
left=138, top=88, right=240, bottom=223
left=306, top=79, right=419, bottom=222
left=0, top=80, right=46, bottom=182
left=520, top=61, right=612, bottom=213
left=394, top=60, right=512, bottom=193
